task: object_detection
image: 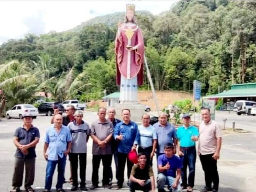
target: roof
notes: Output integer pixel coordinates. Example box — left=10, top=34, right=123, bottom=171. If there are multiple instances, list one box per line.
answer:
left=102, top=92, right=120, bottom=99
left=204, top=83, right=256, bottom=98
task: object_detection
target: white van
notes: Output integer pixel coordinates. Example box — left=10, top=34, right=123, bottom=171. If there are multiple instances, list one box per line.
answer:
left=234, top=100, right=256, bottom=115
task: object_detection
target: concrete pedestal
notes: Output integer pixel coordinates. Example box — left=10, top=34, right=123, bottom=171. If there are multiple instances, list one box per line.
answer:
left=112, top=103, right=145, bottom=124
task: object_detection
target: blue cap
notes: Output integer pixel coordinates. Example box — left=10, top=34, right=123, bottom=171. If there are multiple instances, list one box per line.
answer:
left=182, top=113, right=191, bottom=118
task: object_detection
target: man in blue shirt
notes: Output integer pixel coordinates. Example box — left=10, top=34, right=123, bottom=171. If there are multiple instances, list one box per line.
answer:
left=157, top=144, right=182, bottom=192
left=138, top=113, right=157, bottom=166
left=114, top=109, right=139, bottom=189
left=43, top=114, right=72, bottom=192
left=177, top=114, right=199, bottom=192
left=153, top=112, right=177, bottom=157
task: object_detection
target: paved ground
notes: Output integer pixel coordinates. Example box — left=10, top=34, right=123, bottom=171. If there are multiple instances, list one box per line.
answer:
left=0, top=111, right=255, bottom=192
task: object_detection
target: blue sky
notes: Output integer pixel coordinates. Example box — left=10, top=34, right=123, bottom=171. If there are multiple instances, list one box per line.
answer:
left=0, top=0, right=179, bottom=45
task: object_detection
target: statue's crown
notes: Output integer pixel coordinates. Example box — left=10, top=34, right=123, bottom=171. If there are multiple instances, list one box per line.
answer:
left=126, top=4, right=135, bottom=12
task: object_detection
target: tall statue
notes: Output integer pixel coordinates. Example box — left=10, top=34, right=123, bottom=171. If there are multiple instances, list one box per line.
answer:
left=115, top=4, right=144, bottom=104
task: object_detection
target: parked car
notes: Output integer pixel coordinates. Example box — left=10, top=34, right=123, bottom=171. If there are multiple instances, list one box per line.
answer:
left=62, top=100, right=86, bottom=110
left=6, top=104, right=38, bottom=119
left=38, top=102, right=64, bottom=116
left=233, top=100, right=256, bottom=115
left=251, top=106, right=256, bottom=116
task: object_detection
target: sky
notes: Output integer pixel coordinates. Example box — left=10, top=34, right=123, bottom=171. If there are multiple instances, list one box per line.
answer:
left=0, top=0, right=180, bottom=45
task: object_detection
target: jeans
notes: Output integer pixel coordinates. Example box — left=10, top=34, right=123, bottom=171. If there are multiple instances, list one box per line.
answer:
left=117, top=152, right=134, bottom=187
left=12, top=157, right=35, bottom=188
left=200, top=153, right=219, bottom=191
left=138, top=146, right=153, bottom=166
left=129, top=179, right=151, bottom=192
left=69, top=153, right=87, bottom=187
left=179, top=146, right=196, bottom=188
left=157, top=173, right=182, bottom=192
left=92, top=154, right=112, bottom=186
left=45, top=155, right=66, bottom=190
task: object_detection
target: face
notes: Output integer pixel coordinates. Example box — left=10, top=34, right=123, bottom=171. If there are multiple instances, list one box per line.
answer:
left=201, top=109, right=211, bottom=123
left=23, top=117, right=33, bottom=126
left=126, top=9, right=134, bottom=22
left=75, top=114, right=83, bottom=123
left=183, top=117, right=191, bottom=125
left=54, top=114, right=63, bottom=126
left=142, top=114, right=150, bottom=127
left=66, top=107, right=75, bottom=116
left=159, top=114, right=167, bottom=126
left=122, top=109, right=131, bottom=122
left=98, top=108, right=106, bottom=120
left=164, top=148, right=173, bottom=158
left=108, top=109, right=115, bottom=119
left=138, top=155, right=147, bottom=165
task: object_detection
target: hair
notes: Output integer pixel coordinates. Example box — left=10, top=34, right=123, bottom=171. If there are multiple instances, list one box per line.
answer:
left=122, top=108, right=130, bottom=113
left=107, top=108, right=116, bottom=114
left=164, top=143, right=175, bottom=150
left=141, top=113, right=150, bottom=119
left=201, top=107, right=210, bottom=112
left=66, top=105, right=75, bottom=111
left=74, top=110, right=83, bottom=117
left=98, top=107, right=107, bottom=112
left=159, top=112, right=167, bottom=118
left=137, top=152, right=147, bottom=159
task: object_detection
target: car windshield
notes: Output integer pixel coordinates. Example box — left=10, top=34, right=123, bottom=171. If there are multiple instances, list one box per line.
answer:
left=23, top=104, right=35, bottom=108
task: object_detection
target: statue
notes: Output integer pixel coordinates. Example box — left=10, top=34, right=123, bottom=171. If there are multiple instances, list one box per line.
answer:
left=115, top=4, right=144, bottom=104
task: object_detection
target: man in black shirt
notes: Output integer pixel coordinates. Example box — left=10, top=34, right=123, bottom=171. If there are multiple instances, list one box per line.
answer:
left=129, top=153, right=155, bottom=192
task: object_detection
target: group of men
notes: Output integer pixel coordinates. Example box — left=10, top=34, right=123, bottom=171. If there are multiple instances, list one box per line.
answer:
left=11, top=105, right=222, bottom=192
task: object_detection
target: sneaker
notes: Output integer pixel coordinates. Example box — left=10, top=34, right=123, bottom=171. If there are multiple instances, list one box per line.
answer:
left=71, top=185, right=78, bottom=191
left=10, top=187, right=20, bottom=192
left=89, top=185, right=98, bottom=190
left=80, top=186, right=88, bottom=191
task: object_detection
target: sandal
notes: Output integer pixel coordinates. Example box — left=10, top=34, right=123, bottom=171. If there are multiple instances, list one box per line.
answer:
left=25, top=186, right=34, bottom=192
left=10, top=187, right=20, bottom=192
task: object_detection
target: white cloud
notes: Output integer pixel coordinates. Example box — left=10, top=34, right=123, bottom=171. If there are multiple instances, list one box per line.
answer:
left=0, top=0, right=179, bottom=45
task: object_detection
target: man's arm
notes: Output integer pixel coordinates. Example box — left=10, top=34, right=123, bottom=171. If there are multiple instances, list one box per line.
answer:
left=213, top=137, right=222, bottom=160
left=158, top=163, right=170, bottom=173
left=176, top=140, right=183, bottom=156
left=150, top=139, right=157, bottom=159
left=43, top=143, right=49, bottom=160
left=64, top=141, right=72, bottom=156
left=150, top=175, right=156, bottom=192
left=172, top=168, right=181, bottom=189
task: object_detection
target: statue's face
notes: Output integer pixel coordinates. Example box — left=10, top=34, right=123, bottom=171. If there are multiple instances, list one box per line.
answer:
left=126, top=9, right=134, bottom=22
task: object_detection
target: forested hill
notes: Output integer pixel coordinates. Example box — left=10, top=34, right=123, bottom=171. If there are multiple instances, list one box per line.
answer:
left=0, top=0, right=256, bottom=108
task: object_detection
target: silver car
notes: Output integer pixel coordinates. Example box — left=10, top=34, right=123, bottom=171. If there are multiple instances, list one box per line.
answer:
left=6, top=104, right=38, bottom=119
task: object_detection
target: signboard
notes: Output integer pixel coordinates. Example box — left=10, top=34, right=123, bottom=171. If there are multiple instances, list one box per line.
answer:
left=202, top=99, right=215, bottom=120
left=193, top=80, right=201, bottom=100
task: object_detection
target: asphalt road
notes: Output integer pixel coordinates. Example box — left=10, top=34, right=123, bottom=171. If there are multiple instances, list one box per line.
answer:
left=0, top=111, right=255, bottom=192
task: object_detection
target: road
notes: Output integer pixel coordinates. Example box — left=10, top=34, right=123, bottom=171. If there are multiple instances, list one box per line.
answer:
left=0, top=111, right=255, bottom=192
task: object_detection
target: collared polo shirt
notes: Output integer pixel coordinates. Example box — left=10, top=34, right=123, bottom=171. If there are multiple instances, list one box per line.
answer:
left=44, top=125, right=72, bottom=161
left=153, top=122, right=177, bottom=154
left=177, top=125, right=199, bottom=147
left=14, top=126, right=40, bottom=159
left=199, top=120, right=222, bottom=155
left=90, top=119, right=113, bottom=155
left=138, top=124, right=157, bottom=148
left=68, top=120, right=90, bottom=153
left=114, top=121, right=139, bottom=154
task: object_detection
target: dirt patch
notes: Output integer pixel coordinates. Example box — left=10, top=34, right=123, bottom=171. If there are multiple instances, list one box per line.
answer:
left=222, top=128, right=251, bottom=134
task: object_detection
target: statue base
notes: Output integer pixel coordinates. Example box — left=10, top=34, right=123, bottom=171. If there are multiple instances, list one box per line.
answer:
left=112, top=102, right=145, bottom=124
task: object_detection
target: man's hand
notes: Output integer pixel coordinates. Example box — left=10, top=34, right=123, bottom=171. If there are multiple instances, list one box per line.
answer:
left=191, top=136, right=198, bottom=142
left=98, top=141, right=106, bottom=148
left=44, top=153, right=48, bottom=161
left=137, top=179, right=145, bottom=186
left=116, top=134, right=123, bottom=141
left=22, top=149, right=28, bottom=155
left=212, top=152, right=220, bottom=160
left=165, top=162, right=170, bottom=170
left=178, top=151, right=184, bottom=156
left=131, top=145, right=137, bottom=151
left=172, top=182, right=178, bottom=189
left=53, top=108, right=59, bottom=115
left=64, top=150, right=70, bottom=156
left=150, top=152, right=154, bottom=159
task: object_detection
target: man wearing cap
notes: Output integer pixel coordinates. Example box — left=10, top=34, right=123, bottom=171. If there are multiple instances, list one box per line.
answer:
left=177, top=114, right=199, bottom=192
left=199, top=108, right=222, bottom=192
left=90, top=107, right=113, bottom=189
left=43, top=114, right=72, bottom=192
left=107, top=108, right=121, bottom=185
left=153, top=112, right=177, bottom=158
left=157, top=144, right=182, bottom=192
left=11, top=113, right=40, bottom=192
left=114, top=109, right=139, bottom=189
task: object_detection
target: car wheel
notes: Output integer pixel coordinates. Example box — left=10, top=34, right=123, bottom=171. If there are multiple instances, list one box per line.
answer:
left=237, top=112, right=241, bottom=116
left=47, top=111, right=52, bottom=116
left=33, top=116, right=37, bottom=119
left=19, top=114, right=23, bottom=119
left=253, top=114, right=255, bottom=116
left=6, top=114, right=11, bottom=119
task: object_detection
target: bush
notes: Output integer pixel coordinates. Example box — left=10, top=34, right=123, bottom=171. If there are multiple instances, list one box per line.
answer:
left=174, top=99, right=192, bottom=113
